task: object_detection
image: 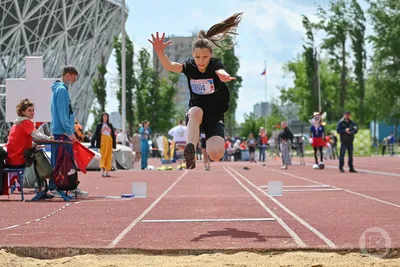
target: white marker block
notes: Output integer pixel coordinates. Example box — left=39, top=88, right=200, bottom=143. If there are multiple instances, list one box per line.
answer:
left=267, top=181, right=283, bottom=196
left=132, top=182, right=147, bottom=198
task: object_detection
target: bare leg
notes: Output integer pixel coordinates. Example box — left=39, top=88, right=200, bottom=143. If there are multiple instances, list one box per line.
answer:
left=184, top=107, right=203, bottom=169
left=206, top=136, right=225, bottom=161
left=202, top=148, right=209, bottom=170
left=186, top=107, right=203, bottom=146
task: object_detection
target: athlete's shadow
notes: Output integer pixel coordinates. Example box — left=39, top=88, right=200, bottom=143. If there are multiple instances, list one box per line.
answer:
left=191, top=227, right=280, bottom=242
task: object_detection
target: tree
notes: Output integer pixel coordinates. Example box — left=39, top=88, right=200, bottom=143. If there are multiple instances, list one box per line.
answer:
left=136, top=48, right=178, bottom=134
left=349, top=0, right=367, bottom=126
left=368, top=0, right=400, bottom=138
left=92, top=56, right=107, bottom=113
left=91, top=55, right=107, bottom=130
left=239, top=113, right=264, bottom=138
left=280, top=54, right=312, bottom=121
left=155, top=72, right=180, bottom=133
left=317, top=0, right=352, bottom=114
left=214, top=38, right=242, bottom=136
left=302, top=15, right=319, bottom=112
left=280, top=15, right=331, bottom=122
left=113, top=35, right=135, bottom=133
left=136, top=48, right=153, bottom=124
left=280, top=54, right=342, bottom=122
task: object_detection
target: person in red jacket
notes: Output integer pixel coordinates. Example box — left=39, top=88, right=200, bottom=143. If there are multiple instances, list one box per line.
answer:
left=5, top=98, right=53, bottom=166
left=1, top=99, right=52, bottom=195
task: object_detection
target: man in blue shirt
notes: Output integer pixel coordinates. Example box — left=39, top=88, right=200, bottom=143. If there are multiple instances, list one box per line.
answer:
left=50, top=66, right=89, bottom=197
left=387, top=133, right=395, bottom=156
left=336, top=111, right=358, bottom=173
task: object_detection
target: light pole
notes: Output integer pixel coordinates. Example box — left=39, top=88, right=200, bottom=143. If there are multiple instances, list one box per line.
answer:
left=121, top=0, right=126, bottom=144
left=264, top=60, right=268, bottom=128
left=315, top=47, right=321, bottom=112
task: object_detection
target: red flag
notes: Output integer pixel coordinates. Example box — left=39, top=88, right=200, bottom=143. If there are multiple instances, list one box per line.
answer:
left=73, top=142, right=95, bottom=174
left=260, top=68, right=266, bottom=75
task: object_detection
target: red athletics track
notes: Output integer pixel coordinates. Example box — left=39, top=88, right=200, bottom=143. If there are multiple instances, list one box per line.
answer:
left=0, top=156, right=399, bottom=258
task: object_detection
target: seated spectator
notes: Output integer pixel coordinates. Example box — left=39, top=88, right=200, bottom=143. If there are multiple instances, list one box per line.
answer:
left=240, top=140, right=248, bottom=150
left=1, top=99, right=52, bottom=195
left=5, top=98, right=53, bottom=166
left=223, top=137, right=233, bottom=161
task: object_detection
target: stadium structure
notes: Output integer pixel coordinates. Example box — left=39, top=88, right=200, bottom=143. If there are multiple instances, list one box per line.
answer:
left=0, top=0, right=127, bottom=139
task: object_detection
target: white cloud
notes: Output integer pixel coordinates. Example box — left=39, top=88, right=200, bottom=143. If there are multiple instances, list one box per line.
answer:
left=233, top=0, right=316, bottom=34
left=228, top=0, right=319, bottom=123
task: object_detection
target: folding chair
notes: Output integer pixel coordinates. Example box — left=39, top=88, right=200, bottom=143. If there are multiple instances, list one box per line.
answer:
left=3, top=166, right=25, bottom=201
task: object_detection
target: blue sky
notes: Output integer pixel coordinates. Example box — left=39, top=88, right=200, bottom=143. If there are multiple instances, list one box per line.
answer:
left=95, top=0, right=370, bottom=128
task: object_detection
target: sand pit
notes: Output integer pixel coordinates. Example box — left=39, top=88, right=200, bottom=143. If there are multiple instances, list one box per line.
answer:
left=1, top=250, right=400, bottom=267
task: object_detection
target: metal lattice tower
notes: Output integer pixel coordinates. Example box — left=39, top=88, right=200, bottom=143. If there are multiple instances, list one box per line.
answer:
left=0, top=0, right=127, bottom=139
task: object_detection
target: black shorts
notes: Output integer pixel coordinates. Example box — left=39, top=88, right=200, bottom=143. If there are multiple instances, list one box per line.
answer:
left=185, top=113, right=225, bottom=142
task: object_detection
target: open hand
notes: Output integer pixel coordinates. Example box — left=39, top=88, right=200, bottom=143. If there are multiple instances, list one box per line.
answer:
left=216, top=70, right=236, bottom=82
left=68, top=134, right=77, bottom=143
left=148, top=32, right=172, bottom=52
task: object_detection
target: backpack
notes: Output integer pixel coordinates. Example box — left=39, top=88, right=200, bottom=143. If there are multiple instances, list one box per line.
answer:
left=23, top=148, right=52, bottom=189
left=51, top=145, right=79, bottom=191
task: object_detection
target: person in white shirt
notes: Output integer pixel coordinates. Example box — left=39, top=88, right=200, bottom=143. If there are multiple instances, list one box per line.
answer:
left=168, top=119, right=187, bottom=170
left=116, top=129, right=128, bottom=146
left=168, top=120, right=187, bottom=143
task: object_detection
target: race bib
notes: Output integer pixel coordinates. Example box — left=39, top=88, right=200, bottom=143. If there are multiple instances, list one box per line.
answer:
left=190, top=79, right=215, bottom=95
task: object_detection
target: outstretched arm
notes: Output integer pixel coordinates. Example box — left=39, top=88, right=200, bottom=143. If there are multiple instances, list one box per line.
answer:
left=216, top=69, right=236, bottom=82
left=149, top=32, right=182, bottom=73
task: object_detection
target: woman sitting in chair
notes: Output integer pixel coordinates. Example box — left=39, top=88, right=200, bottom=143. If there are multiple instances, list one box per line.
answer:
left=1, top=99, right=53, bottom=195
left=5, top=98, right=53, bottom=164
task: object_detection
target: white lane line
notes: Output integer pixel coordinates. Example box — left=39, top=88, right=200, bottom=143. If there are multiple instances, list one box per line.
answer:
left=141, top=218, right=275, bottom=223
left=223, top=166, right=307, bottom=248
left=0, top=202, right=79, bottom=231
left=227, top=166, right=337, bottom=249
left=260, top=185, right=331, bottom=188
left=107, top=170, right=189, bottom=248
left=279, top=189, right=343, bottom=192
left=267, top=168, right=400, bottom=209
left=319, top=164, right=400, bottom=177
